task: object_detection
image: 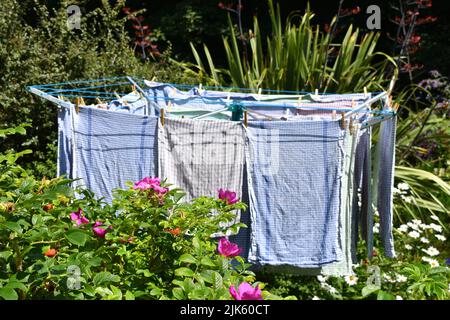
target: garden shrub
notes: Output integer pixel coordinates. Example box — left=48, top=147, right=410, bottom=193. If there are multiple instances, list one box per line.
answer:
left=0, top=126, right=295, bottom=300
left=0, top=0, right=189, bottom=178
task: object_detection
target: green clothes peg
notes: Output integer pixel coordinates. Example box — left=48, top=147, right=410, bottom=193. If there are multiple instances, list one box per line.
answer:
left=229, top=103, right=246, bottom=121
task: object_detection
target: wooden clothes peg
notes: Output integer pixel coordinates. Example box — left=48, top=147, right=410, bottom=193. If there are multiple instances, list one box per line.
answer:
left=243, top=111, right=248, bottom=127
left=340, top=112, right=346, bottom=129
left=160, top=109, right=165, bottom=126
left=75, top=97, right=81, bottom=113
left=349, top=116, right=354, bottom=135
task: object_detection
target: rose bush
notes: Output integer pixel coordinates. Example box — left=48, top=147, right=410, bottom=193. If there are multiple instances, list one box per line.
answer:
left=0, top=126, right=295, bottom=300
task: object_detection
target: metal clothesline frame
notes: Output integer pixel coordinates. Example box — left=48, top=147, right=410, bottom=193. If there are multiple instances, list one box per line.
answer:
left=27, top=77, right=395, bottom=126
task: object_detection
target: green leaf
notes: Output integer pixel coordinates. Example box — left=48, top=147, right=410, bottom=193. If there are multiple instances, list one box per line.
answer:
left=136, top=269, right=153, bottom=277
left=179, top=254, right=197, bottom=264
left=172, top=287, right=185, bottom=300
left=362, top=284, right=380, bottom=297
left=0, top=287, right=18, bottom=300
left=192, top=237, right=201, bottom=250
left=377, top=290, right=395, bottom=300
left=150, top=288, right=162, bottom=297
left=31, top=215, right=42, bottom=226
left=211, top=271, right=223, bottom=292
left=95, top=287, right=113, bottom=297
left=4, top=221, right=23, bottom=234
left=200, top=256, right=216, bottom=267
left=109, top=285, right=122, bottom=300
left=0, top=251, right=13, bottom=261
left=65, top=229, right=89, bottom=246
left=125, top=291, right=135, bottom=300
left=93, top=272, right=120, bottom=287
left=175, top=267, right=194, bottom=278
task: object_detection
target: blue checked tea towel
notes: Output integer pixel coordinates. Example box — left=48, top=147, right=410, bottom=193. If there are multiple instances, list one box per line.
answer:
left=72, top=107, right=158, bottom=203
left=373, top=116, right=397, bottom=258
left=246, top=120, right=345, bottom=267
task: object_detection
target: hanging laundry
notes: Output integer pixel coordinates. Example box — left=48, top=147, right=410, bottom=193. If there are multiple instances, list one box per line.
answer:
left=246, top=120, right=345, bottom=268
left=352, top=128, right=374, bottom=260
left=71, top=107, right=158, bottom=203
left=57, top=106, right=75, bottom=179
left=158, top=118, right=246, bottom=232
left=373, top=116, right=397, bottom=258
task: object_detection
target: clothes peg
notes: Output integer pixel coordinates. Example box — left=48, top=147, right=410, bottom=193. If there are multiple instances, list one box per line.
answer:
left=297, top=96, right=301, bottom=108
left=95, top=97, right=103, bottom=105
left=132, top=84, right=136, bottom=93
left=257, top=88, right=262, bottom=101
left=244, top=111, right=248, bottom=127
left=226, top=92, right=231, bottom=104
left=332, top=110, right=337, bottom=120
left=160, top=109, right=165, bottom=126
left=340, top=112, right=346, bottom=129
left=315, top=88, right=319, bottom=98
left=79, top=97, right=86, bottom=106
left=198, top=83, right=204, bottom=95
left=349, top=116, right=354, bottom=135
left=75, top=97, right=80, bottom=114
left=114, top=92, right=121, bottom=99
left=363, top=86, right=368, bottom=99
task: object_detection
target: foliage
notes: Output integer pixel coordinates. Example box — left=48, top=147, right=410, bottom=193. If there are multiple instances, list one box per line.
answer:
left=178, top=0, right=396, bottom=93
left=259, top=216, right=449, bottom=300
left=0, top=0, right=188, bottom=178
left=0, top=127, right=293, bottom=300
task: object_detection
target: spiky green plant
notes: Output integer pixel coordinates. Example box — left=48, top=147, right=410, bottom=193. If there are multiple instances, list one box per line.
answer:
left=176, top=0, right=396, bottom=93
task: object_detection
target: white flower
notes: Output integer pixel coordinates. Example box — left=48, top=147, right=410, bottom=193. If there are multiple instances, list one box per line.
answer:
left=396, top=274, right=408, bottom=283
left=344, top=275, right=358, bottom=286
left=383, top=274, right=396, bottom=283
left=321, top=282, right=337, bottom=294
left=404, top=244, right=413, bottom=250
left=312, top=296, right=321, bottom=300
left=408, top=231, right=420, bottom=239
left=435, top=234, right=446, bottom=241
left=412, top=219, right=422, bottom=225
left=398, top=182, right=410, bottom=191
left=430, top=215, right=439, bottom=221
left=373, top=223, right=380, bottom=234
left=422, top=246, right=440, bottom=257
left=422, top=256, right=432, bottom=263
left=396, top=295, right=403, bottom=300
left=428, top=223, right=443, bottom=233
left=428, top=259, right=439, bottom=268
left=420, top=237, right=430, bottom=244
left=392, top=187, right=401, bottom=195
left=317, top=275, right=328, bottom=283
left=403, top=196, right=412, bottom=203
left=407, top=222, right=421, bottom=231
left=398, top=224, right=409, bottom=233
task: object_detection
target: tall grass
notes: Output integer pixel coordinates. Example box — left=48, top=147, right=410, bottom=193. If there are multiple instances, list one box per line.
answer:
left=177, top=0, right=396, bottom=93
